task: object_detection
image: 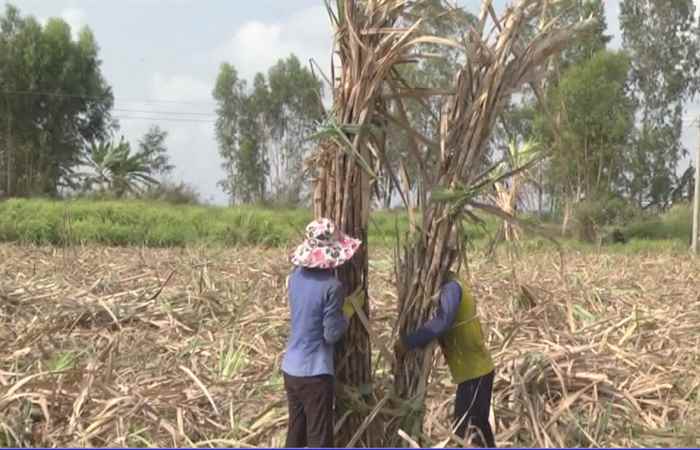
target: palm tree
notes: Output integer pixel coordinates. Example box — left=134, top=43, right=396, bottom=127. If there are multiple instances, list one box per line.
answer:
left=80, top=138, right=159, bottom=198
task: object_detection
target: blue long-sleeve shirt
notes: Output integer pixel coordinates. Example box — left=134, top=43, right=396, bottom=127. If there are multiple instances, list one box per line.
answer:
left=281, top=267, right=349, bottom=377
left=403, top=281, right=462, bottom=350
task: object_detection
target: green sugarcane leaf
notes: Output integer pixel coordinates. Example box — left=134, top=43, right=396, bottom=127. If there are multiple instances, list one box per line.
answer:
left=431, top=189, right=466, bottom=202
left=308, top=118, right=378, bottom=179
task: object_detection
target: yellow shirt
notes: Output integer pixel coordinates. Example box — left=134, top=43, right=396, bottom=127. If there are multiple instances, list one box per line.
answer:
left=439, top=280, right=494, bottom=384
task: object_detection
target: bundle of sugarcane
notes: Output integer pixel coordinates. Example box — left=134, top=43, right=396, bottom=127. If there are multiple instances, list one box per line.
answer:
left=494, top=181, right=520, bottom=241
left=492, top=139, right=541, bottom=243
left=308, top=0, right=424, bottom=445
left=379, top=0, right=596, bottom=444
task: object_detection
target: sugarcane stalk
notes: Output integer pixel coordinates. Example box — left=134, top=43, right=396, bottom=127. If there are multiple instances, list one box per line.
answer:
left=381, top=1, right=596, bottom=446
left=310, top=0, right=420, bottom=446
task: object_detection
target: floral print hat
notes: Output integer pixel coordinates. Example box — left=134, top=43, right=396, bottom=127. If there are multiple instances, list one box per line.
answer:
left=291, top=218, right=361, bottom=269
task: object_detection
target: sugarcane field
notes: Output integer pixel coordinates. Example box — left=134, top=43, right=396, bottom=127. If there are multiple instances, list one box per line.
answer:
left=2, top=0, right=700, bottom=448
left=1, top=244, right=699, bottom=447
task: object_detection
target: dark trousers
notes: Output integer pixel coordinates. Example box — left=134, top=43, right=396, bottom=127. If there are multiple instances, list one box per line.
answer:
left=283, top=372, right=334, bottom=448
left=454, top=370, right=496, bottom=448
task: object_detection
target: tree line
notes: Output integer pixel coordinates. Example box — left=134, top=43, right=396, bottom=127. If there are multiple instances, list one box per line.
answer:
left=214, top=0, right=700, bottom=222
left=0, top=4, right=177, bottom=200
left=213, top=56, right=323, bottom=206
left=529, top=0, right=699, bottom=218
left=2, top=1, right=699, bottom=220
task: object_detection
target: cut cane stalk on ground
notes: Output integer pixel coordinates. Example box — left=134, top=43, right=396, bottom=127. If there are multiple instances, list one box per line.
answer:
left=0, top=244, right=698, bottom=447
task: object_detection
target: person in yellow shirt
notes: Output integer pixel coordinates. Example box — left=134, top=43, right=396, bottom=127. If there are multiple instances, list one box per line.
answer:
left=395, top=229, right=496, bottom=448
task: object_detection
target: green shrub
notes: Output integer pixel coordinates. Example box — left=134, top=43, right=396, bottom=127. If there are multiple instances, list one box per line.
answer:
left=0, top=199, right=526, bottom=248
left=625, top=203, right=692, bottom=242
left=0, top=199, right=350, bottom=247
left=574, top=196, right=640, bottom=242
left=141, top=181, right=201, bottom=205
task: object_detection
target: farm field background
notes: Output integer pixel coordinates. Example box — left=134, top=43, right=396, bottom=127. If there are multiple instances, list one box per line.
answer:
left=1, top=241, right=698, bottom=447
left=2, top=0, right=700, bottom=447
left=0, top=198, right=694, bottom=253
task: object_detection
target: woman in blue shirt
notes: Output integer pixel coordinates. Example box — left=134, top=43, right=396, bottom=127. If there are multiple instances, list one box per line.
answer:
left=281, top=218, right=363, bottom=448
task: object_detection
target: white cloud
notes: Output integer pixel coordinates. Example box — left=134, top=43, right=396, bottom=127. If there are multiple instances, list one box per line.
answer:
left=606, top=0, right=622, bottom=49
left=123, top=0, right=196, bottom=3
left=38, top=7, right=87, bottom=41
left=213, top=4, right=332, bottom=83
left=60, top=8, right=87, bottom=40
left=151, top=72, right=212, bottom=102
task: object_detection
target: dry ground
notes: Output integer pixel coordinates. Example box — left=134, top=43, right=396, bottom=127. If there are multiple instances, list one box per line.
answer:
left=1, top=243, right=699, bottom=447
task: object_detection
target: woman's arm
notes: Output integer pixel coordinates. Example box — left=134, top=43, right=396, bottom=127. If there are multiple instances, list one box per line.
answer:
left=403, top=282, right=462, bottom=350
left=323, top=283, right=349, bottom=345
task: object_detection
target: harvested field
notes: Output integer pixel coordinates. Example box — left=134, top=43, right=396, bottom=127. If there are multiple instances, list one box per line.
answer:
left=1, top=243, right=699, bottom=447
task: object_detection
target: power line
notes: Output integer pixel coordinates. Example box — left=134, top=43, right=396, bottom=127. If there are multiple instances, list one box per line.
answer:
left=114, top=116, right=215, bottom=124
left=113, top=108, right=216, bottom=117
left=0, top=90, right=219, bottom=122
left=0, top=89, right=217, bottom=106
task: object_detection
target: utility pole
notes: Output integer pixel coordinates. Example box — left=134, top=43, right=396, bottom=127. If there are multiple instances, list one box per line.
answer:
left=692, top=119, right=700, bottom=254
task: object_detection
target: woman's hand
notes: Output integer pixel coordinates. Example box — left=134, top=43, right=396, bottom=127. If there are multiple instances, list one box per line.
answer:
left=342, top=287, right=365, bottom=319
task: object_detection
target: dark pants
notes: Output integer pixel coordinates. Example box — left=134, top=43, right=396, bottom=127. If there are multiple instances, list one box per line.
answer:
left=454, top=370, right=496, bottom=448
left=283, top=372, right=334, bottom=448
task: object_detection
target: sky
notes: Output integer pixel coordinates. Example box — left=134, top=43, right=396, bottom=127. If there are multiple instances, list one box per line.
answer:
left=3, top=0, right=698, bottom=204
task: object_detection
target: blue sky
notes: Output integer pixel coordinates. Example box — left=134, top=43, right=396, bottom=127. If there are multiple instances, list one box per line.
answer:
left=2, top=0, right=696, bottom=204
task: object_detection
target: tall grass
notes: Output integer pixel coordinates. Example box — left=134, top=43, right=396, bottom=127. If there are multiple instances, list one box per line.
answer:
left=0, top=198, right=689, bottom=251
left=0, top=199, right=311, bottom=247
left=1, top=199, right=491, bottom=248
left=625, top=204, right=692, bottom=243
